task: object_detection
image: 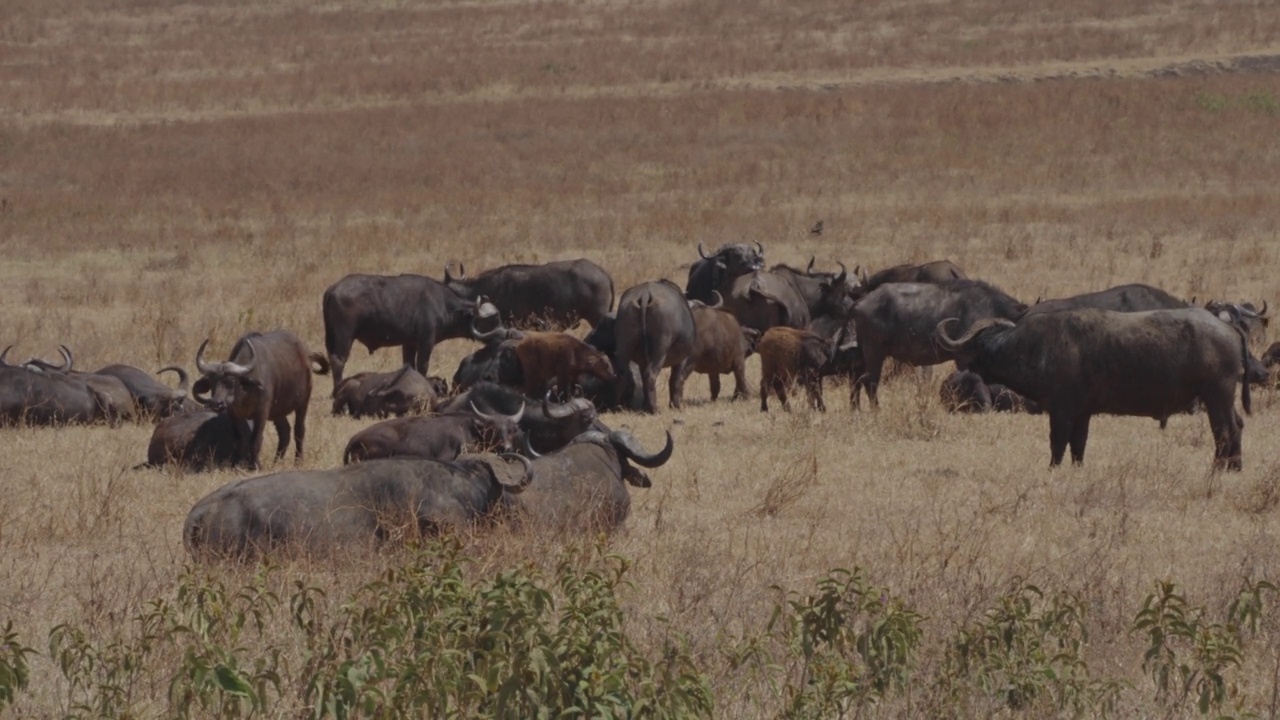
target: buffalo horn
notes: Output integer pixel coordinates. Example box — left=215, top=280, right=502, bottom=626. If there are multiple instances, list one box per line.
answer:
left=697, top=241, right=710, bottom=259
left=543, top=390, right=576, bottom=420
left=195, top=339, right=217, bottom=375
left=934, top=317, right=1015, bottom=352
left=496, top=453, right=535, bottom=491
left=858, top=265, right=869, bottom=285
left=1260, top=300, right=1269, bottom=317
left=0, top=345, right=12, bottom=367
left=754, top=241, right=764, bottom=256
left=522, top=433, right=542, bottom=458
left=224, top=340, right=255, bottom=376
left=157, top=366, right=190, bottom=396
left=834, top=262, right=847, bottom=285
left=611, top=429, right=674, bottom=468
left=57, top=345, right=73, bottom=372
left=1232, top=302, right=1258, bottom=319
left=470, top=400, right=525, bottom=425
left=806, top=256, right=816, bottom=274
left=470, top=318, right=507, bottom=344
left=708, top=290, right=724, bottom=309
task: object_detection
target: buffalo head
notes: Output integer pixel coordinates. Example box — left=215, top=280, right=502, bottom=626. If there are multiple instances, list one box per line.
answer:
left=194, top=339, right=263, bottom=415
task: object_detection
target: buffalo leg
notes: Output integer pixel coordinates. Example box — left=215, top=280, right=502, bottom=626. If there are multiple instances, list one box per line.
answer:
left=709, top=373, right=722, bottom=401
left=857, top=349, right=885, bottom=409
left=294, top=405, right=307, bottom=461
left=1047, top=411, right=1074, bottom=467
left=1207, top=399, right=1243, bottom=471
left=1068, top=414, right=1090, bottom=465
left=732, top=362, right=750, bottom=400
left=247, top=414, right=268, bottom=469
left=669, top=361, right=690, bottom=409
left=759, top=376, right=770, bottom=412
left=641, top=364, right=659, bottom=414
left=273, top=417, right=292, bottom=460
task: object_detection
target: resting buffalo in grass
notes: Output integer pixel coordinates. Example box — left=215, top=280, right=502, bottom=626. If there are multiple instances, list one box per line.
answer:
left=686, top=241, right=765, bottom=304
left=343, top=403, right=525, bottom=464
left=443, top=259, right=614, bottom=329
left=940, top=370, right=1040, bottom=414
left=1026, top=283, right=1188, bottom=316
left=21, top=346, right=138, bottom=423
left=435, top=382, right=600, bottom=455
left=183, top=453, right=534, bottom=559
left=331, top=365, right=444, bottom=418
left=0, top=347, right=113, bottom=426
left=936, top=308, right=1251, bottom=470
left=615, top=280, right=696, bottom=412
left=25, top=346, right=195, bottom=419
left=140, top=410, right=251, bottom=471
left=195, top=330, right=329, bottom=469
left=322, top=273, right=498, bottom=385
left=851, top=279, right=1027, bottom=408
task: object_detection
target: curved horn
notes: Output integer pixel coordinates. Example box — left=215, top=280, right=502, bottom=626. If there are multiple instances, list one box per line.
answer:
left=469, top=400, right=498, bottom=422
left=444, top=263, right=457, bottom=283
left=708, top=290, right=724, bottom=309
left=157, top=366, right=190, bottom=395
left=610, top=430, right=674, bottom=468
left=195, top=339, right=217, bottom=375
left=192, top=381, right=213, bottom=407
left=543, top=389, right=576, bottom=419
left=496, top=453, right=535, bottom=491
left=470, top=318, right=507, bottom=344
left=0, top=345, right=12, bottom=368
left=697, top=241, right=710, bottom=259
left=1231, top=303, right=1257, bottom=319
left=223, top=339, right=255, bottom=376
left=57, top=345, right=73, bottom=372
left=834, top=261, right=848, bottom=285
left=754, top=241, right=764, bottom=256
left=858, top=265, right=869, bottom=285
left=934, top=317, right=1014, bottom=352
left=806, top=256, right=815, bottom=274
left=522, top=433, right=543, bottom=459
left=508, top=401, right=525, bottom=425
left=1260, top=300, right=1269, bottom=317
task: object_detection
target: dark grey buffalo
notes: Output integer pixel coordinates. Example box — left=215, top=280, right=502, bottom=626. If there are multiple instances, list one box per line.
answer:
left=580, top=315, right=645, bottom=411
left=1204, top=300, right=1268, bottom=348
left=615, top=280, right=697, bottom=412
left=453, top=321, right=526, bottom=392
left=936, top=309, right=1251, bottom=470
left=183, top=454, right=535, bottom=559
left=685, top=241, right=765, bottom=304
left=140, top=410, right=252, bottom=471
left=435, top=382, right=600, bottom=454
left=331, top=365, right=443, bottom=418
left=443, top=259, right=614, bottom=329
left=767, top=259, right=858, bottom=323
left=0, top=347, right=111, bottom=426
left=1025, top=283, right=1188, bottom=315
left=322, top=273, right=497, bottom=385
left=21, top=346, right=139, bottom=423
left=940, top=370, right=1041, bottom=414
left=96, top=365, right=194, bottom=419
left=195, top=330, right=329, bottom=469
left=851, top=279, right=1027, bottom=408
left=723, top=270, right=811, bottom=333
left=343, top=403, right=525, bottom=464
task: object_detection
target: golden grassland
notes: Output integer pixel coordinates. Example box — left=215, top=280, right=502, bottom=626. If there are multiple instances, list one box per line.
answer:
left=4, top=0, right=1280, bottom=715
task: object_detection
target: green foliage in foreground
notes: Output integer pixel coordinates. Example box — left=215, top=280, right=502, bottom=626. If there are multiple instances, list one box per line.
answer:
left=4, top=541, right=1279, bottom=719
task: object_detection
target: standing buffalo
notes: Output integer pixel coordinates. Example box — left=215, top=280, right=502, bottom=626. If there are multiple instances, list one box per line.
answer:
left=723, top=270, right=811, bottom=332
left=767, top=259, right=858, bottom=323
left=435, top=382, right=601, bottom=454
left=856, top=260, right=967, bottom=297
left=936, top=309, right=1251, bottom=470
left=322, top=273, right=498, bottom=385
left=195, top=330, right=329, bottom=469
left=140, top=410, right=252, bottom=471
left=614, top=280, right=697, bottom=412
left=672, top=293, right=759, bottom=402
left=331, top=365, right=444, bottom=418
left=1204, top=300, right=1269, bottom=348
left=757, top=326, right=834, bottom=412
left=512, top=332, right=615, bottom=398
left=851, top=279, right=1027, bottom=408
left=443, top=259, right=614, bottom=329
left=685, top=242, right=765, bottom=304
left=183, top=454, right=535, bottom=559
left=453, top=321, right=526, bottom=393
left=579, top=315, right=646, bottom=411
left=343, top=404, right=525, bottom=464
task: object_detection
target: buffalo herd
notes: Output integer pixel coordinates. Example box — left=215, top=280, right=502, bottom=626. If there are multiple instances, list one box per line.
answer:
left=3, top=243, right=1273, bottom=558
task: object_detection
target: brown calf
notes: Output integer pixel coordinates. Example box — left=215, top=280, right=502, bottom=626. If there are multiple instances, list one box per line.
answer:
left=514, top=332, right=615, bottom=397
left=758, top=326, right=832, bottom=412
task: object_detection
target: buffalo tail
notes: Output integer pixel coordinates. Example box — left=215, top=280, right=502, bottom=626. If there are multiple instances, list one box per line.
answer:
left=1241, top=328, right=1252, bottom=416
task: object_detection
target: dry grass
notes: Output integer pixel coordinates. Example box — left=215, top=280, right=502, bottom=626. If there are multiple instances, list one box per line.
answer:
left=4, top=0, right=1280, bottom=715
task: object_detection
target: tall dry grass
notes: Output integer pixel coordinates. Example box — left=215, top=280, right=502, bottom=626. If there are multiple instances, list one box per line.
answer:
left=3, top=0, right=1280, bottom=715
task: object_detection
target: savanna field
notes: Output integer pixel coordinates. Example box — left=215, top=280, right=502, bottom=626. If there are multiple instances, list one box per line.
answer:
left=3, top=0, right=1280, bottom=716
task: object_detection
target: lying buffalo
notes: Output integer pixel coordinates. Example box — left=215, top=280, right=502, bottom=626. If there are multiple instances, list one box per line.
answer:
left=936, top=308, right=1250, bottom=470
left=940, top=370, right=1040, bottom=414
left=195, top=330, right=329, bottom=469
left=1025, top=283, right=1187, bottom=316
left=24, top=347, right=194, bottom=420
left=343, top=404, right=525, bottom=464
left=184, top=454, right=534, bottom=559
left=435, top=382, right=600, bottom=454
left=453, top=321, right=526, bottom=392
left=443, top=259, right=614, bottom=329
left=183, top=427, right=671, bottom=558
left=21, top=346, right=137, bottom=423
left=322, top=273, right=497, bottom=385
left=140, top=410, right=252, bottom=471
left=331, top=365, right=444, bottom=418
left=0, top=347, right=112, bottom=426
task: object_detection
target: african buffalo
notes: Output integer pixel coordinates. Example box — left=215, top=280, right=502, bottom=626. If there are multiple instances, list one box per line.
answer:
left=21, top=346, right=139, bottom=423
left=24, top=346, right=195, bottom=419
left=512, top=331, right=615, bottom=398
left=857, top=260, right=967, bottom=297
left=851, top=279, right=1027, bottom=408
left=767, top=259, right=858, bottom=324
left=195, top=330, right=329, bottom=469
left=1204, top=300, right=1269, bottom=348
left=672, top=293, right=759, bottom=402
left=1025, top=283, right=1188, bottom=315
left=140, top=410, right=252, bottom=471
left=443, top=259, right=614, bottom=329
left=331, top=365, right=442, bottom=418
left=343, top=403, right=525, bottom=464
left=580, top=315, right=646, bottom=411
left=615, top=280, right=697, bottom=412
left=685, top=241, right=765, bottom=304
left=758, top=326, right=834, bottom=412
left=322, top=273, right=498, bottom=385
left=453, top=320, right=527, bottom=393
left=436, top=382, right=601, bottom=455
left=0, top=348, right=111, bottom=426
left=723, top=270, right=811, bottom=332
left=183, top=454, right=535, bottom=559
left=940, top=370, right=1041, bottom=414
left=936, top=309, right=1251, bottom=470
